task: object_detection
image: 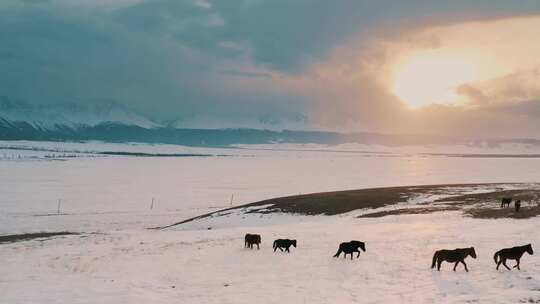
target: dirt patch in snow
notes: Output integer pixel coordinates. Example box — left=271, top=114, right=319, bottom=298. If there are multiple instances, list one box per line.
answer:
left=466, top=205, right=540, bottom=219
left=160, top=183, right=529, bottom=229
left=358, top=188, right=540, bottom=219
left=435, top=189, right=540, bottom=219
left=434, top=189, right=540, bottom=205
left=0, top=232, right=79, bottom=244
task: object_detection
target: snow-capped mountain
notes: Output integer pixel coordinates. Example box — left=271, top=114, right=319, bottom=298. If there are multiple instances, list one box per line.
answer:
left=0, top=97, right=336, bottom=145
left=3, top=96, right=540, bottom=148
left=0, top=96, right=161, bottom=130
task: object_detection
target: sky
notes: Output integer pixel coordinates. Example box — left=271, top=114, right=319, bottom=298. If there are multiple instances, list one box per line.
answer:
left=2, top=0, right=540, bottom=138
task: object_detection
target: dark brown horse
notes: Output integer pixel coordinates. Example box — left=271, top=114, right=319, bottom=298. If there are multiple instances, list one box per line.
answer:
left=431, top=247, right=477, bottom=272
left=501, top=197, right=512, bottom=208
left=333, top=241, right=366, bottom=260
left=494, top=244, right=533, bottom=270
left=515, top=200, right=521, bottom=212
left=273, top=239, right=297, bottom=253
left=244, top=233, right=261, bottom=249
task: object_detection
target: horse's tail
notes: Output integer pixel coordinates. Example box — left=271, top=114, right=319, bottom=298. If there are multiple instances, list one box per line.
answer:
left=333, top=247, right=342, bottom=258
left=493, top=251, right=500, bottom=264
left=431, top=251, right=439, bottom=269
left=273, top=240, right=277, bottom=249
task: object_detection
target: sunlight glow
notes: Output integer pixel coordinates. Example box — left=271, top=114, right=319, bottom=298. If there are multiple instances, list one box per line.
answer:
left=391, top=51, right=478, bottom=108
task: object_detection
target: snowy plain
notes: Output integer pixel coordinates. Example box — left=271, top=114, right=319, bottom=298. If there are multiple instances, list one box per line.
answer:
left=1, top=141, right=540, bottom=303
left=2, top=211, right=539, bottom=303
left=2, top=141, right=540, bottom=234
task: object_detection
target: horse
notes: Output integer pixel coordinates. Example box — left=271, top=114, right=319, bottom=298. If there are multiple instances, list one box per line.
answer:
left=431, top=247, right=477, bottom=272
left=501, top=197, right=512, bottom=208
left=244, top=234, right=261, bottom=249
left=333, top=240, right=366, bottom=260
left=494, top=244, right=533, bottom=270
left=515, top=200, right=521, bottom=212
left=273, top=239, right=297, bottom=253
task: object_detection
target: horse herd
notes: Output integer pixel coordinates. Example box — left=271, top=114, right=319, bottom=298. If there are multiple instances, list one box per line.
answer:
left=244, top=238, right=534, bottom=272
left=501, top=197, right=522, bottom=211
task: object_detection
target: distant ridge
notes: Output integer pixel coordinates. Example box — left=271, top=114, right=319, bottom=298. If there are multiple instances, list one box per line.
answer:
left=2, top=96, right=540, bottom=147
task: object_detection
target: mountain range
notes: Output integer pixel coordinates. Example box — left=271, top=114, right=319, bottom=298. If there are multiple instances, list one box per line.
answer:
left=2, top=96, right=540, bottom=148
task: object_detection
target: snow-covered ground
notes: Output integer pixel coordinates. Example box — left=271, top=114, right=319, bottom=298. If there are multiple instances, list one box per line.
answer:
left=2, top=141, right=540, bottom=234
left=1, top=141, right=540, bottom=303
left=1, top=212, right=539, bottom=303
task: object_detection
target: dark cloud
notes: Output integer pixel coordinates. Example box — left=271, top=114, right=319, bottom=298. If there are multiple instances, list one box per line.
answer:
left=1, top=0, right=540, bottom=133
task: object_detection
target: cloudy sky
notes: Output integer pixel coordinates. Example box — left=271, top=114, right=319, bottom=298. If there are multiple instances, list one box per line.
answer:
left=2, top=0, right=540, bottom=137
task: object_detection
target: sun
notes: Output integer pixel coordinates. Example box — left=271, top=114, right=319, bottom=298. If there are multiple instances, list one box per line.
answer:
left=391, top=51, right=478, bottom=108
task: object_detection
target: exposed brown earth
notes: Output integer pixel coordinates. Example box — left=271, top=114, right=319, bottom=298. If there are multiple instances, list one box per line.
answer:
left=434, top=189, right=540, bottom=205
left=0, top=232, right=79, bottom=244
left=466, top=205, right=540, bottom=219
left=161, top=183, right=539, bottom=229
left=359, top=189, right=540, bottom=219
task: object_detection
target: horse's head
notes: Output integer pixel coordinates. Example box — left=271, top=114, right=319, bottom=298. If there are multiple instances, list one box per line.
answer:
left=469, top=247, right=477, bottom=259
left=359, top=241, right=366, bottom=252
left=526, top=243, right=534, bottom=255
left=292, top=240, right=297, bottom=248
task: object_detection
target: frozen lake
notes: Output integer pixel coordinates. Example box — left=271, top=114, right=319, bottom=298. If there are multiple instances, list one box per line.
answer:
left=1, top=141, right=540, bottom=234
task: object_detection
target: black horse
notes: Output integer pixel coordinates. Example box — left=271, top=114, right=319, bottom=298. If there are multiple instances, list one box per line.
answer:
left=431, top=247, right=477, bottom=272
left=494, top=244, right=533, bottom=270
left=515, top=200, right=522, bottom=212
left=501, top=197, right=512, bottom=208
left=333, top=240, right=366, bottom=260
left=273, top=239, right=297, bottom=252
left=244, top=234, right=261, bottom=249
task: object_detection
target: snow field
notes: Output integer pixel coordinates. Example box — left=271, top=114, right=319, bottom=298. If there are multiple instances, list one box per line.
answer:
left=1, top=212, right=539, bottom=303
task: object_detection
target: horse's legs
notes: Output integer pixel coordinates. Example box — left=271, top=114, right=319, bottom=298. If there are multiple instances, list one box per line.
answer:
left=502, top=259, right=511, bottom=270
left=285, top=247, right=290, bottom=253
left=497, top=260, right=502, bottom=270
left=357, top=251, right=360, bottom=258
left=437, top=260, right=442, bottom=271
left=257, top=243, right=260, bottom=250
left=279, top=247, right=284, bottom=252
left=514, top=258, right=521, bottom=270
left=453, top=262, right=459, bottom=271
left=461, top=260, right=469, bottom=272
